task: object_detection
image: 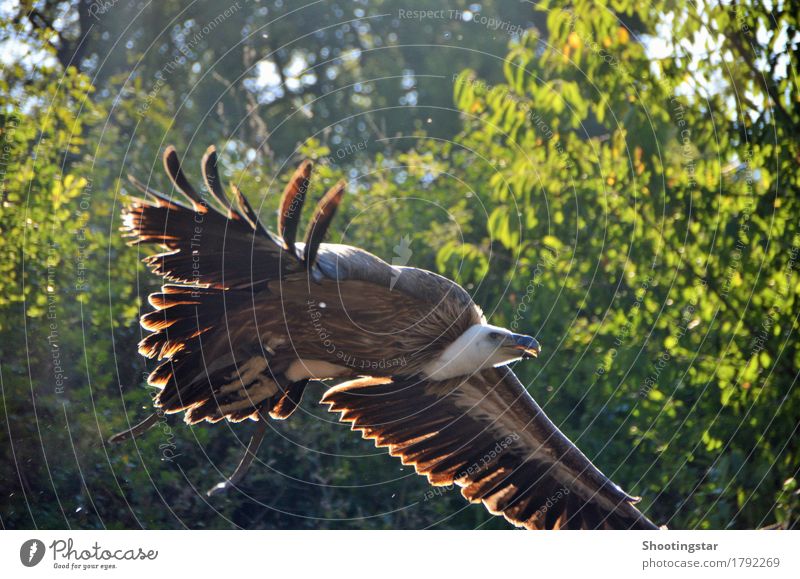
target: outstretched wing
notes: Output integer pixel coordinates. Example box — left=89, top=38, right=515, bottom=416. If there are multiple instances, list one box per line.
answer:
left=322, top=366, right=658, bottom=530
left=121, top=145, right=313, bottom=289
left=120, top=146, right=345, bottom=425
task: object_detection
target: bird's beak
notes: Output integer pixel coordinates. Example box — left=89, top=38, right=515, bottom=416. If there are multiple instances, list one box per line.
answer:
left=509, top=334, right=541, bottom=359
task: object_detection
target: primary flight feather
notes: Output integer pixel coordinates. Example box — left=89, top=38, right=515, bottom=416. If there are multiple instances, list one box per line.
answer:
left=114, top=145, right=659, bottom=530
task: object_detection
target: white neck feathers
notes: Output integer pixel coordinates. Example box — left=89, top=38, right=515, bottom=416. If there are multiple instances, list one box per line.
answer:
left=421, top=324, right=510, bottom=381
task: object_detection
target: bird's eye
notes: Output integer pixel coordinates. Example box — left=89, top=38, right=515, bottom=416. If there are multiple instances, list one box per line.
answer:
left=489, top=332, right=501, bottom=340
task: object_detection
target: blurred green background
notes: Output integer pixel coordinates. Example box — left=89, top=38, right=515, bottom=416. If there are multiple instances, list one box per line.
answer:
left=1, top=0, right=798, bottom=529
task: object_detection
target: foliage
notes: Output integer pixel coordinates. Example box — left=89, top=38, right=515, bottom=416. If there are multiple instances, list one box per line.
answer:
left=7, top=0, right=539, bottom=158
left=1, top=0, right=797, bottom=530
left=439, top=0, right=799, bottom=529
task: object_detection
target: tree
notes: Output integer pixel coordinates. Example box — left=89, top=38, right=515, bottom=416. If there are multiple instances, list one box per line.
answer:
left=1, top=0, right=797, bottom=530
left=440, top=0, right=798, bottom=528
left=8, top=0, right=540, bottom=157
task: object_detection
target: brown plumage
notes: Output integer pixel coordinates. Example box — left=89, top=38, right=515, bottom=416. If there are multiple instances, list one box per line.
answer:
left=302, top=180, right=345, bottom=266
left=323, top=368, right=657, bottom=530
left=112, top=145, right=659, bottom=530
left=278, top=159, right=312, bottom=251
left=201, top=145, right=236, bottom=219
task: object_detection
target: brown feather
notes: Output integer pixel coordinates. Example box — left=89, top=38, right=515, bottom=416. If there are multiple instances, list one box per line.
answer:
left=229, top=183, right=258, bottom=231
left=125, top=175, right=187, bottom=211
left=201, top=145, right=236, bottom=219
left=303, top=180, right=345, bottom=266
left=269, top=379, right=309, bottom=420
left=163, top=146, right=207, bottom=212
left=278, top=160, right=313, bottom=251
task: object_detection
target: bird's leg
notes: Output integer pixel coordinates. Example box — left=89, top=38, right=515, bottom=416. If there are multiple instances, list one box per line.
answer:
left=107, top=413, right=160, bottom=444
left=206, top=419, right=269, bottom=497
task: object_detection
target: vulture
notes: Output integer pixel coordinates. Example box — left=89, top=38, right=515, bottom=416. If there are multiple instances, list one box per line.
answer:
left=112, top=145, right=659, bottom=531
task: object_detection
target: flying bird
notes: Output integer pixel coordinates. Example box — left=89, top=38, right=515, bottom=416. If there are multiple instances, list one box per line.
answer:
left=113, top=145, right=659, bottom=530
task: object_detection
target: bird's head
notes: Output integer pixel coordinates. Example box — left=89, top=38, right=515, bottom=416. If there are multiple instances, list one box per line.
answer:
left=421, top=323, right=541, bottom=380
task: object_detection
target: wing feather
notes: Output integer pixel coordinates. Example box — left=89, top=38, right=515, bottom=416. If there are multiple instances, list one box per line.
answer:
left=322, top=366, right=658, bottom=530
